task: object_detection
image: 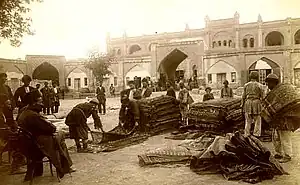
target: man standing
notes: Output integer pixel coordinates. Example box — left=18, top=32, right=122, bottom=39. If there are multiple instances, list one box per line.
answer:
left=265, top=74, right=293, bottom=163
left=65, top=99, right=103, bottom=152
left=52, top=82, right=60, bottom=113
left=119, top=93, right=140, bottom=132
left=221, top=80, right=233, bottom=98
left=0, top=72, right=14, bottom=107
left=141, top=81, right=152, bottom=98
left=203, top=87, right=214, bottom=101
left=178, top=81, right=194, bottom=124
left=17, top=90, right=75, bottom=181
left=166, top=81, right=176, bottom=98
left=109, top=84, right=115, bottom=97
left=241, top=71, right=264, bottom=137
left=14, top=75, right=35, bottom=113
left=40, top=82, right=52, bottom=115
left=123, top=81, right=141, bottom=100
left=96, top=82, right=106, bottom=115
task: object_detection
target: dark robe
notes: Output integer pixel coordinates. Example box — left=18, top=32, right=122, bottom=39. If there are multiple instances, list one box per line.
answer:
left=17, top=105, right=73, bottom=178
left=96, top=86, right=106, bottom=103
left=203, top=93, right=214, bottom=101
left=0, top=84, right=15, bottom=127
left=166, top=87, right=176, bottom=98
left=40, top=86, right=53, bottom=107
left=14, top=85, right=35, bottom=110
left=65, top=102, right=102, bottom=139
left=119, top=99, right=140, bottom=131
left=141, top=87, right=152, bottom=98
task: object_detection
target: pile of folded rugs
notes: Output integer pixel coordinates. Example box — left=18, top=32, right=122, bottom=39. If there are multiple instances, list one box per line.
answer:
left=138, top=95, right=181, bottom=135
left=187, top=98, right=243, bottom=133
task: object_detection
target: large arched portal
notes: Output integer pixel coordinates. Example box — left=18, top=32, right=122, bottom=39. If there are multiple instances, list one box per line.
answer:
left=158, top=49, right=188, bottom=85
left=248, top=57, right=281, bottom=85
left=32, top=62, right=59, bottom=84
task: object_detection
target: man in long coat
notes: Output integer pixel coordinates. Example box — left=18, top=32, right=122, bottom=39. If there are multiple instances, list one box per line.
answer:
left=241, top=71, right=264, bottom=137
left=96, top=82, right=106, bottom=114
left=141, top=81, right=152, bottom=98
left=17, top=90, right=75, bottom=181
left=119, top=92, right=141, bottom=132
left=65, top=99, right=103, bottom=152
left=40, top=82, right=53, bottom=115
left=14, top=75, right=35, bottom=113
left=52, top=82, right=60, bottom=113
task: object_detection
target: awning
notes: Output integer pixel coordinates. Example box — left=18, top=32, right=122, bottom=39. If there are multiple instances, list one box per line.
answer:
left=125, top=70, right=151, bottom=80
left=255, top=60, right=271, bottom=70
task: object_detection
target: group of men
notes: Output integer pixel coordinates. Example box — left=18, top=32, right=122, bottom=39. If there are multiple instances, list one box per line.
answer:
left=192, top=71, right=293, bottom=163
left=0, top=72, right=74, bottom=181
left=242, top=72, right=293, bottom=163
left=13, top=75, right=61, bottom=115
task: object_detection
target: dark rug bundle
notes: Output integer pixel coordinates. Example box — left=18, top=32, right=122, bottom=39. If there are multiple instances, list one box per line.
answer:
left=190, top=132, right=287, bottom=184
left=188, top=98, right=243, bottom=133
left=138, top=95, right=181, bottom=135
left=261, top=83, right=300, bottom=131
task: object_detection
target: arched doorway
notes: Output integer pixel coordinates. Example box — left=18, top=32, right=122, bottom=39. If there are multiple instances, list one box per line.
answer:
left=248, top=57, right=281, bottom=85
left=125, top=65, right=150, bottom=88
left=206, top=60, right=237, bottom=88
left=32, top=62, right=59, bottom=85
left=158, top=49, right=188, bottom=86
left=66, top=68, right=88, bottom=92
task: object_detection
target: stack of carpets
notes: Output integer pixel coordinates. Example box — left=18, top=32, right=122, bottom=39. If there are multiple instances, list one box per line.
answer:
left=187, top=98, right=243, bottom=132
left=138, top=95, right=181, bottom=134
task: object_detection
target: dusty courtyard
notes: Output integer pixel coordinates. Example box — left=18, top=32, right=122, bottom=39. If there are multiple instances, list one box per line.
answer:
left=0, top=92, right=300, bottom=185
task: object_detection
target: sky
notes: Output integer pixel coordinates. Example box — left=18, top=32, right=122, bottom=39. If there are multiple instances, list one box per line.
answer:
left=0, top=0, right=300, bottom=60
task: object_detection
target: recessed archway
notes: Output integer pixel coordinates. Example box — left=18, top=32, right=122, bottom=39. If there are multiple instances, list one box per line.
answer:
left=265, top=31, right=284, bottom=46
left=248, top=57, right=281, bottom=84
left=158, top=49, right=188, bottom=84
left=32, top=62, right=59, bottom=84
left=206, top=60, right=237, bottom=87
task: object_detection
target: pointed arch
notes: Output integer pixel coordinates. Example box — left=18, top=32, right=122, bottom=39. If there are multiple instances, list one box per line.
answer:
left=32, top=62, right=59, bottom=83
left=206, top=60, right=237, bottom=74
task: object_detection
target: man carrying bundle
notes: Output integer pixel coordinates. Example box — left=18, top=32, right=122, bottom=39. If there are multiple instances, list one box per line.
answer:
left=65, top=99, right=103, bottom=152
left=241, top=71, right=264, bottom=137
left=265, top=74, right=293, bottom=163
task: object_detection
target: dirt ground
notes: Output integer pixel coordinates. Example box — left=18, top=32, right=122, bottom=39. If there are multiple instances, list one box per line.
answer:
left=1, top=92, right=300, bottom=185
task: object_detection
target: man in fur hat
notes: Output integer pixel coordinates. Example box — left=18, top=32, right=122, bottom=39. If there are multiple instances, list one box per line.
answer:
left=265, top=73, right=293, bottom=163
left=17, top=90, right=75, bottom=181
left=65, top=98, right=103, bottom=152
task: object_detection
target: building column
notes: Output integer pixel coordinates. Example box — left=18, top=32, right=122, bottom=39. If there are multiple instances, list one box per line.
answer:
left=258, top=25, right=263, bottom=48
left=235, top=28, right=240, bottom=49
left=185, top=58, right=191, bottom=79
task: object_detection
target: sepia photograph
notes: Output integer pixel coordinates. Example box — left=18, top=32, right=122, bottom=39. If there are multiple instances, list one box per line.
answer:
left=0, top=0, right=300, bottom=184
